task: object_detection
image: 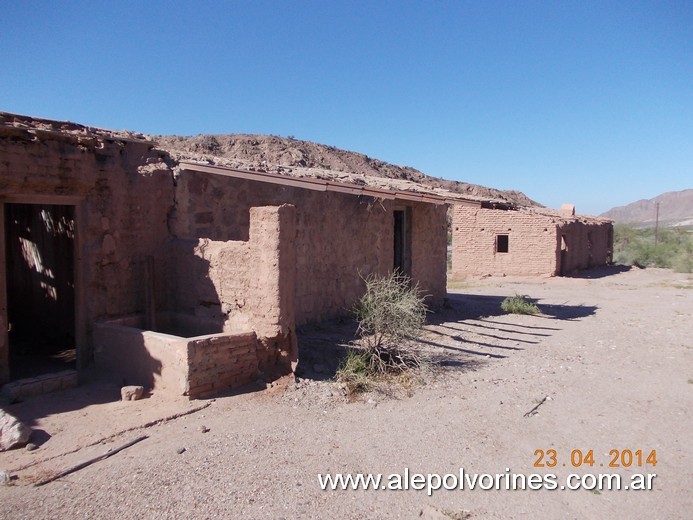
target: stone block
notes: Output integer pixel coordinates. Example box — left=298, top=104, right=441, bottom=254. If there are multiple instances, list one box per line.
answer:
left=0, top=410, right=31, bottom=451
left=121, top=385, right=144, bottom=401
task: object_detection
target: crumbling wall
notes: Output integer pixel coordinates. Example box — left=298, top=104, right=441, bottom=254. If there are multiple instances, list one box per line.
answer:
left=94, top=316, right=260, bottom=399
left=172, top=172, right=401, bottom=324
left=557, top=220, right=613, bottom=274
left=451, top=205, right=558, bottom=277
left=0, top=124, right=174, bottom=382
left=169, top=204, right=297, bottom=372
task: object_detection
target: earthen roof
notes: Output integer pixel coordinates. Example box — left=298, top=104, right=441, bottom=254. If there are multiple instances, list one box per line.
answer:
left=177, top=160, right=483, bottom=206
left=0, top=111, right=154, bottom=146
left=0, top=111, right=609, bottom=221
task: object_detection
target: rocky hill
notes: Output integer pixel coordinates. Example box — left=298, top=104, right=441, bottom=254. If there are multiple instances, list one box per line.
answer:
left=601, top=189, right=693, bottom=228
left=155, top=134, right=538, bottom=207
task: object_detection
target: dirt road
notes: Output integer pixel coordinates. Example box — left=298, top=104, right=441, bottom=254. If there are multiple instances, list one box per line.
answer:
left=1, top=267, right=691, bottom=519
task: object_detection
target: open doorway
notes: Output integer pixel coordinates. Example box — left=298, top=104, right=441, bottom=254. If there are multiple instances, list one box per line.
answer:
left=393, top=207, right=412, bottom=276
left=4, top=203, right=76, bottom=379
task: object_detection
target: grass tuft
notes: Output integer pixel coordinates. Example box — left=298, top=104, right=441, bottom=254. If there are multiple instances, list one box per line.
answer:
left=501, top=294, right=540, bottom=315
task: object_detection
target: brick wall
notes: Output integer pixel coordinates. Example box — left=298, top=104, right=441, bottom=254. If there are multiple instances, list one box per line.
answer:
left=451, top=205, right=559, bottom=277
left=557, top=220, right=613, bottom=274
left=172, top=172, right=447, bottom=323
left=186, top=332, right=258, bottom=398
left=0, top=127, right=174, bottom=381
left=411, top=202, right=448, bottom=304
left=169, top=205, right=298, bottom=374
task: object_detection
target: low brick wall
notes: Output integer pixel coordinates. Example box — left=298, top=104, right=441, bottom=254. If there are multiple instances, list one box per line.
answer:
left=94, top=314, right=263, bottom=399
left=186, top=332, right=258, bottom=398
left=1, top=370, right=78, bottom=401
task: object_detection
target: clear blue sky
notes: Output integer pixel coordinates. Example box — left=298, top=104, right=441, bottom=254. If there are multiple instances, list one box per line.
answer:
left=2, top=1, right=691, bottom=215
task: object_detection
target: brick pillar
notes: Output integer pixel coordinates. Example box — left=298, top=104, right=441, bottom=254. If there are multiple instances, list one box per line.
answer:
left=249, top=204, right=298, bottom=371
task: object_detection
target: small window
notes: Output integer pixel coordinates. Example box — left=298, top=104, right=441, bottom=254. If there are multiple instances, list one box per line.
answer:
left=496, top=234, right=509, bottom=253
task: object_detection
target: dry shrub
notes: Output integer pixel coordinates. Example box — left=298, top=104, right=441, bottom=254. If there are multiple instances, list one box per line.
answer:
left=354, top=271, right=428, bottom=374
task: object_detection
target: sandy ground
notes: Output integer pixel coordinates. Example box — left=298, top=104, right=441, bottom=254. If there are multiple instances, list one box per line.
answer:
left=1, top=266, right=691, bottom=519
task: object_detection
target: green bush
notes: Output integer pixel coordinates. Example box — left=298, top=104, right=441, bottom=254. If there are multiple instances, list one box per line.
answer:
left=501, top=294, right=540, bottom=315
left=613, top=225, right=693, bottom=273
left=335, top=349, right=371, bottom=395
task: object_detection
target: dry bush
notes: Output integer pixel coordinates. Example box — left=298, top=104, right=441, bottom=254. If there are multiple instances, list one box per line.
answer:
left=353, top=271, right=428, bottom=374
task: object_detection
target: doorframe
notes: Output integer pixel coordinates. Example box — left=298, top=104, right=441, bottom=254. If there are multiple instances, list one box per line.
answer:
left=0, top=195, right=86, bottom=383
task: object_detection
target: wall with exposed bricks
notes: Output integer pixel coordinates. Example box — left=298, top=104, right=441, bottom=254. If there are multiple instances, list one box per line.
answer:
left=186, top=332, right=259, bottom=398
left=172, top=172, right=447, bottom=323
left=451, top=205, right=614, bottom=277
left=451, top=205, right=559, bottom=277
left=168, top=204, right=298, bottom=374
left=0, top=113, right=448, bottom=394
left=557, top=220, right=613, bottom=274
left=0, top=119, right=173, bottom=382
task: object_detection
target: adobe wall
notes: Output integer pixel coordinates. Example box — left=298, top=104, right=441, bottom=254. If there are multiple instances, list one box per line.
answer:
left=0, top=117, right=448, bottom=387
left=557, top=220, right=613, bottom=274
left=411, top=202, right=448, bottom=304
left=0, top=126, right=174, bottom=381
left=172, top=172, right=447, bottom=324
left=451, top=205, right=559, bottom=277
left=169, top=204, right=298, bottom=372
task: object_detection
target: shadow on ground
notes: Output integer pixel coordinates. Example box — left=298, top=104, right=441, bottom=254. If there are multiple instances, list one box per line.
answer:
left=295, top=291, right=598, bottom=383
left=436, top=293, right=598, bottom=323
left=295, top=320, right=357, bottom=382
left=566, top=264, right=632, bottom=279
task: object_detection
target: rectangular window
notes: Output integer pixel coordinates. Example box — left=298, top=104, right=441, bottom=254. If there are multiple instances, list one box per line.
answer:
left=496, top=234, right=509, bottom=253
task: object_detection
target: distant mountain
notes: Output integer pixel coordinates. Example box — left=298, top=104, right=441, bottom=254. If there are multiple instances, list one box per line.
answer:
left=601, top=189, right=693, bottom=228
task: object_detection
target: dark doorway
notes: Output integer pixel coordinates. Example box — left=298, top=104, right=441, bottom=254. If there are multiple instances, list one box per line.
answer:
left=5, top=203, right=76, bottom=379
left=393, top=208, right=412, bottom=275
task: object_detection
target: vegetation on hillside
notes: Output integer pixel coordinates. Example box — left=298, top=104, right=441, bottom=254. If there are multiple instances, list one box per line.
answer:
left=613, top=225, right=693, bottom=273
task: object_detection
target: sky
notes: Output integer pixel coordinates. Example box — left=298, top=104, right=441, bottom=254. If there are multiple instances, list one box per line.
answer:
left=1, top=1, right=691, bottom=215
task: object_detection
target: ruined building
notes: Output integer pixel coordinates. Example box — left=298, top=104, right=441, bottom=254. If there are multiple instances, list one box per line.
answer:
left=0, top=112, right=613, bottom=400
left=0, top=112, right=457, bottom=398
left=450, top=203, right=613, bottom=278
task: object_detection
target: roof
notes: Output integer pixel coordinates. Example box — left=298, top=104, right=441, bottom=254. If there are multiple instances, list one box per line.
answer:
left=0, top=111, right=538, bottom=210
left=0, top=111, right=154, bottom=146
left=504, top=205, right=612, bottom=224
left=178, top=160, right=482, bottom=206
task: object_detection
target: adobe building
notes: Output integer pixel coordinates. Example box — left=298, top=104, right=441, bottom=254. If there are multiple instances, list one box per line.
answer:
left=0, top=112, right=457, bottom=399
left=450, top=203, right=613, bottom=278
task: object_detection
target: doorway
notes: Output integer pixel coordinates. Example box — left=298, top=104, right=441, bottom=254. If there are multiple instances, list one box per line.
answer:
left=393, top=208, right=412, bottom=276
left=4, top=203, right=76, bottom=379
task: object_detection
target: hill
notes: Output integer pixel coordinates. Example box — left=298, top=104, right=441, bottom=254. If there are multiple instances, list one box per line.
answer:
left=155, top=134, right=539, bottom=207
left=601, top=189, right=693, bottom=228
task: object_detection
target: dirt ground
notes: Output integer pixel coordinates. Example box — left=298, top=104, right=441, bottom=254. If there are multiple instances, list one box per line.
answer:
left=1, top=266, right=691, bottom=519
